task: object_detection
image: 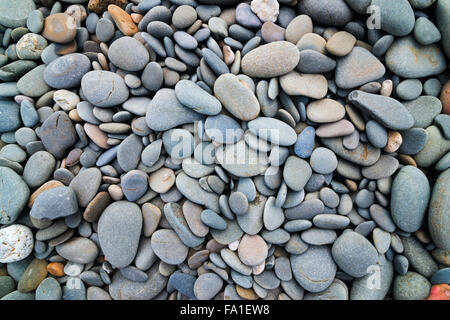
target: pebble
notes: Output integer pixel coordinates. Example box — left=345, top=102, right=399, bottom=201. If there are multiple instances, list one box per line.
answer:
left=98, top=201, right=142, bottom=268
left=290, top=246, right=337, bottom=293
left=108, top=37, right=149, bottom=71
left=385, top=36, right=447, bottom=78
left=214, top=73, right=260, bottom=121
left=335, top=47, right=385, bottom=89
left=391, top=166, right=430, bottom=233
left=0, top=224, right=34, bottom=263
left=194, top=273, right=223, bottom=300
left=81, top=71, right=129, bottom=107
left=151, top=229, right=188, bottom=265
left=279, top=71, right=328, bottom=99
left=36, top=277, right=62, bottom=300
left=30, top=186, right=78, bottom=220
left=56, top=237, right=98, bottom=264
left=348, top=90, right=414, bottom=130
left=0, top=167, right=30, bottom=224
left=393, top=272, right=431, bottom=300
left=42, top=13, right=77, bottom=44
left=241, top=41, right=299, bottom=78
left=175, top=80, right=221, bottom=115
left=332, top=231, right=378, bottom=278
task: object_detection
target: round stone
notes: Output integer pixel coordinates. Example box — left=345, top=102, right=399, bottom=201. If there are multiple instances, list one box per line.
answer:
left=331, top=231, right=379, bottom=278
left=310, top=147, right=338, bottom=174
left=81, top=71, right=129, bottom=107
left=42, top=13, right=77, bottom=43
left=0, top=224, right=34, bottom=263
left=98, top=201, right=143, bottom=268
left=108, top=37, right=150, bottom=71
left=151, top=229, right=188, bottom=265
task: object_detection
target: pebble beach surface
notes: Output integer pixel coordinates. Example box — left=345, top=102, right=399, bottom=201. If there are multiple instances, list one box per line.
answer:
left=0, top=0, right=449, bottom=301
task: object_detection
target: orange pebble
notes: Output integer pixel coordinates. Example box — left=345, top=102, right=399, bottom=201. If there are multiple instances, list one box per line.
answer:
left=426, top=284, right=450, bottom=300
left=47, top=262, right=65, bottom=277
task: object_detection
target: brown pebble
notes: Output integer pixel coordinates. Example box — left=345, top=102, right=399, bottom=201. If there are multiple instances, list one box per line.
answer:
left=236, top=285, right=258, bottom=300
left=42, top=13, right=77, bottom=44
left=18, top=259, right=48, bottom=293
left=131, top=13, right=143, bottom=24
left=83, top=191, right=111, bottom=222
left=47, top=262, right=65, bottom=277
left=68, top=109, right=81, bottom=122
left=187, top=19, right=202, bottom=35
left=223, top=45, right=235, bottom=65
left=441, top=80, right=450, bottom=115
left=108, top=5, right=138, bottom=36
left=384, top=131, right=402, bottom=153
left=261, top=21, right=286, bottom=43
left=415, top=229, right=431, bottom=244
left=381, top=79, right=393, bottom=97
left=65, top=148, right=83, bottom=166
left=345, top=179, right=358, bottom=192
left=88, top=0, right=127, bottom=14
left=108, top=184, right=123, bottom=200
left=398, top=154, right=417, bottom=167
left=142, top=202, right=162, bottom=237
left=84, top=123, right=110, bottom=149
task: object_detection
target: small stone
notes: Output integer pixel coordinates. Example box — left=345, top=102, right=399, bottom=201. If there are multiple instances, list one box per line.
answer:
left=42, top=13, right=77, bottom=43
left=0, top=225, right=34, bottom=263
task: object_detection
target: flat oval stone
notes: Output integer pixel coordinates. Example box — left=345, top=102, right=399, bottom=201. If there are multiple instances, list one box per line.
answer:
left=237, top=195, right=266, bottom=235
left=98, top=201, right=143, bottom=268
left=294, top=126, right=315, bottom=158
left=69, top=168, right=101, bottom=207
left=56, top=237, right=98, bottom=264
left=332, top=231, right=378, bottom=278
left=280, top=71, right=328, bottom=99
left=263, top=196, right=285, bottom=230
left=241, top=41, right=299, bottom=78
left=316, top=120, right=354, bottom=138
left=108, top=36, right=149, bottom=71
left=44, top=53, right=90, bottom=89
left=321, top=137, right=380, bottom=167
left=0, top=100, right=21, bottom=133
left=151, top=229, right=188, bottom=265
left=238, top=234, right=268, bottom=267
left=17, top=65, right=51, bottom=97
left=194, top=273, right=223, bottom=300
left=81, top=71, right=129, bottom=107
left=301, top=228, right=337, bottom=245
left=215, top=140, right=269, bottom=178
left=214, top=73, right=260, bottom=121
left=391, top=166, right=430, bottom=233
left=248, top=117, right=297, bottom=146
left=393, top=271, right=431, bottom=300
left=175, top=80, right=221, bottom=115
left=146, top=88, right=204, bottom=131
left=335, top=47, right=385, bottom=89
left=283, top=156, right=312, bottom=191
left=428, top=168, right=450, bottom=251
left=122, top=170, right=148, bottom=202
left=385, top=36, right=447, bottom=78
left=290, top=246, right=337, bottom=293
left=0, top=167, right=30, bottom=224
left=306, top=99, right=345, bottom=124
left=23, top=151, right=55, bottom=188
left=17, top=259, right=47, bottom=293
